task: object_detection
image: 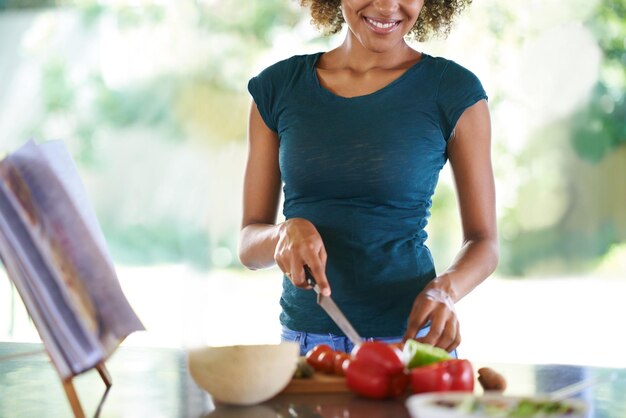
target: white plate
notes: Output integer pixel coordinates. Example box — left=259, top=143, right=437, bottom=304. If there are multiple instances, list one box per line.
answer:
left=406, top=392, right=587, bottom=418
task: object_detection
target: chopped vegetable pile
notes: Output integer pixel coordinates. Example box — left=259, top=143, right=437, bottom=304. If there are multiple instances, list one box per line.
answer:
left=434, top=395, right=583, bottom=417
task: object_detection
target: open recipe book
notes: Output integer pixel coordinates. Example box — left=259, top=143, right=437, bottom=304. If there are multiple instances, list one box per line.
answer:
left=0, top=140, right=144, bottom=380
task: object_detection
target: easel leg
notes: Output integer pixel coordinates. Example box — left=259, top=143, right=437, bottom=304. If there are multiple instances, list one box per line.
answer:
left=62, top=378, right=86, bottom=418
left=61, top=362, right=112, bottom=418
left=96, top=362, right=112, bottom=388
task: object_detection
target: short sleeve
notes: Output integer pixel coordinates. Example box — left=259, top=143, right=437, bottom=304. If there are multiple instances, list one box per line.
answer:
left=436, top=61, right=488, bottom=141
left=248, top=73, right=278, bottom=133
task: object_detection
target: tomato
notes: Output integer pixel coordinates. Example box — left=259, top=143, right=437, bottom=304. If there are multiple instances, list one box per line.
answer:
left=306, top=344, right=333, bottom=368
left=306, top=344, right=333, bottom=361
left=333, top=352, right=351, bottom=376
left=315, top=350, right=336, bottom=374
left=345, top=342, right=409, bottom=399
left=409, top=359, right=474, bottom=394
left=305, top=344, right=338, bottom=373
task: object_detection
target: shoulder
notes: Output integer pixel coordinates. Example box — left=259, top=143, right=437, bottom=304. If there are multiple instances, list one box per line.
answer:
left=247, top=53, right=320, bottom=132
left=250, top=53, right=319, bottom=85
left=430, top=56, right=485, bottom=96
left=425, top=55, right=483, bottom=89
left=425, top=55, right=488, bottom=140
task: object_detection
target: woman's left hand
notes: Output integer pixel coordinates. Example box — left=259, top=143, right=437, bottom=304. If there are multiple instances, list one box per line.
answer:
left=402, top=276, right=460, bottom=352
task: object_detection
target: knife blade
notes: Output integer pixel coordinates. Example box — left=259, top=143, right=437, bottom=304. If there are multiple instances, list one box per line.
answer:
left=304, top=265, right=363, bottom=346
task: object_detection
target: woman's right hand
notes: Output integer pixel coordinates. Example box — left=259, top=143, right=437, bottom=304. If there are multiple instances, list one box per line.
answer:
left=275, top=218, right=331, bottom=296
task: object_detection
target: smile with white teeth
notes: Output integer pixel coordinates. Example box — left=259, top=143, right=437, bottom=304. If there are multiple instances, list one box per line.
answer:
left=365, top=17, right=399, bottom=29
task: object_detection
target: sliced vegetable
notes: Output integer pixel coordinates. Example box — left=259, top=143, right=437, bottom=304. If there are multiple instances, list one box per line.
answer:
left=345, top=341, right=409, bottom=399
left=315, top=350, right=336, bottom=374
left=410, top=362, right=452, bottom=393
left=351, top=341, right=405, bottom=375
left=333, top=352, right=351, bottom=376
left=305, top=344, right=334, bottom=373
left=410, top=359, right=474, bottom=394
left=293, top=357, right=315, bottom=379
left=305, top=344, right=332, bottom=362
left=418, top=394, right=586, bottom=417
left=305, top=344, right=352, bottom=375
left=403, top=339, right=451, bottom=369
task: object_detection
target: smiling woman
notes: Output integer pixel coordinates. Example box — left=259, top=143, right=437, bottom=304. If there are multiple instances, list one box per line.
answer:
left=332, top=0, right=425, bottom=54
left=301, top=0, right=473, bottom=40
left=239, top=0, right=498, bottom=357
left=0, top=0, right=624, bottom=374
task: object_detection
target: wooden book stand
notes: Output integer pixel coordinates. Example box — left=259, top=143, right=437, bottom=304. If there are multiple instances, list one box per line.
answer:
left=62, top=362, right=113, bottom=418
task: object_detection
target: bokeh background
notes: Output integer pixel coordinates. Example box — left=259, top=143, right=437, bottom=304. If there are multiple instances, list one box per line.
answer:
left=1, top=0, right=625, bottom=367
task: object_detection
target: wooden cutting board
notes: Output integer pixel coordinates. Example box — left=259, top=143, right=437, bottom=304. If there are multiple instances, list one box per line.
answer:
left=281, top=372, right=350, bottom=394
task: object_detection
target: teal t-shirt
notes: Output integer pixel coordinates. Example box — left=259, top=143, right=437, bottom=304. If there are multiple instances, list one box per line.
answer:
left=248, top=52, right=487, bottom=337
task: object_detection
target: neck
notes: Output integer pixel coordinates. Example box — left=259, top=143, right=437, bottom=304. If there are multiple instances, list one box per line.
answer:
left=336, top=32, right=415, bottom=72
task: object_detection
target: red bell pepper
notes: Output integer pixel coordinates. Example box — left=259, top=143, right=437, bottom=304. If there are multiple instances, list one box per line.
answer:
left=345, top=342, right=409, bottom=399
left=410, top=359, right=474, bottom=394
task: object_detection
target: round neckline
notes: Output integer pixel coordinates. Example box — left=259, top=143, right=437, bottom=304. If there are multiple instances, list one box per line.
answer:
left=311, top=51, right=431, bottom=100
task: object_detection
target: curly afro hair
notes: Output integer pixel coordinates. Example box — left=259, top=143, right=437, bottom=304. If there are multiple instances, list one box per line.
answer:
left=299, top=0, right=473, bottom=42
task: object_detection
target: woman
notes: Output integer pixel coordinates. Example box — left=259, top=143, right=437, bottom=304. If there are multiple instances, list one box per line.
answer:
left=239, top=0, right=498, bottom=356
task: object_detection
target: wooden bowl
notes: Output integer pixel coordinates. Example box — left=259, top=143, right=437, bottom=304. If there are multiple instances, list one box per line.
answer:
left=187, top=342, right=299, bottom=405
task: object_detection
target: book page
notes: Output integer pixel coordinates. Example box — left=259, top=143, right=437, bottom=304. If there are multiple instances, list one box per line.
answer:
left=0, top=183, right=102, bottom=377
left=0, top=239, right=71, bottom=379
left=0, top=140, right=144, bottom=367
left=39, top=141, right=111, bottom=264
left=1, top=154, right=102, bottom=337
left=34, top=142, right=146, bottom=353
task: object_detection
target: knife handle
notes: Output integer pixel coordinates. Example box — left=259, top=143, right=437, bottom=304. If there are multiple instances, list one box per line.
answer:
left=303, top=265, right=317, bottom=288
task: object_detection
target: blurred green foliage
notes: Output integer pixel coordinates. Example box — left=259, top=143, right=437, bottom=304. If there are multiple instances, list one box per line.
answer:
left=0, top=0, right=56, bottom=9
left=91, top=74, right=181, bottom=134
left=41, top=58, right=74, bottom=112
left=0, top=1, right=317, bottom=269
left=105, top=221, right=211, bottom=269
left=499, top=0, right=626, bottom=275
left=571, top=0, right=626, bottom=162
left=195, top=0, right=301, bottom=46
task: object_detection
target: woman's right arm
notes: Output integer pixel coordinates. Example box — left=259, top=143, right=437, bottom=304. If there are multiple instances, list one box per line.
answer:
left=238, top=101, right=331, bottom=295
left=238, top=101, right=282, bottom=270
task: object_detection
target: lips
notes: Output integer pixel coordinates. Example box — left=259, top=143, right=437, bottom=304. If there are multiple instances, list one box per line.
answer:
left=363, top=16, right=401, bottom=34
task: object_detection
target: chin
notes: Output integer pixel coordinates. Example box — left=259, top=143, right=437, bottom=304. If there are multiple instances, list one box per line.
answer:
left=363, top=39, right=403, bottom=54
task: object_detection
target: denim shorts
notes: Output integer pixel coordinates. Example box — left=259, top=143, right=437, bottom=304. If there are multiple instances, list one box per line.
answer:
left=281, top=325, right=458, bottom=358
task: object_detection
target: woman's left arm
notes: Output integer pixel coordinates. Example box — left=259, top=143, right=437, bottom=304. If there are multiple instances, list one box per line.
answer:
left=403, top=99, right=499, bottom=351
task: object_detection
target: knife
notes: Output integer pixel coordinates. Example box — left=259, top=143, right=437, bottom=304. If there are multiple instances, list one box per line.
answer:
left=304, top=265, right=363, bottom=346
